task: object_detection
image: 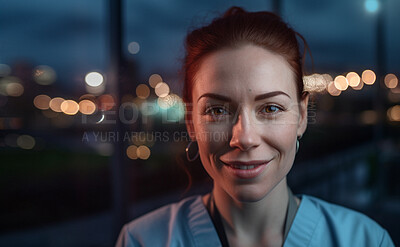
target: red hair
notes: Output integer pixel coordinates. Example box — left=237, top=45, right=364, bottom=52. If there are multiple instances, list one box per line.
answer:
left=183, top=6, right=310, bottom=108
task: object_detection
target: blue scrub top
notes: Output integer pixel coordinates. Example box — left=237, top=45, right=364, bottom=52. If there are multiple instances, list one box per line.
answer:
left=116, top=195, right=395, bottom=247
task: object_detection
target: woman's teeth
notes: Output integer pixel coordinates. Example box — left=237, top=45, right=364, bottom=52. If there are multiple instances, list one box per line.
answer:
left=231, top=164, right=257, bottom=170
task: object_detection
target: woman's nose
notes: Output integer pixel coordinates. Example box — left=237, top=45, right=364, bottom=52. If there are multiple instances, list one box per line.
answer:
left=229, top=112, right=261, bottom=151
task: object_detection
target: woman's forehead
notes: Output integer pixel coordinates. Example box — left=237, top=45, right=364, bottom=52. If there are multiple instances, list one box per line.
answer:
left=193, top=45, right=297, bottom=101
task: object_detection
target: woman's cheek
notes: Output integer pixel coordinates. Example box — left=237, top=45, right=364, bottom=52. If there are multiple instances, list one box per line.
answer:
left=262, top=120, right=297, bottom=151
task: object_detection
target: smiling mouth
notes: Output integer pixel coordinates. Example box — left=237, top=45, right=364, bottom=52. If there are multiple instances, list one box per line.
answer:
left=219, top=160, right=270, bottom=179
left=229, top=164, right=261, bottom=170
left=220, top=160, right=270, bottom=170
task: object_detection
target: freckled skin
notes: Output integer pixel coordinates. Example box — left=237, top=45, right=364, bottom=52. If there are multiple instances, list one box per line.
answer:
left=186, top=44, right=309, bottom=203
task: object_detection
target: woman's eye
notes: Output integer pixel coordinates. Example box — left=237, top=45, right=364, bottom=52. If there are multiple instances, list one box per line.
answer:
left=205, top=107, right=228, bottom=116
left=261, top=105, right=282, bottom=114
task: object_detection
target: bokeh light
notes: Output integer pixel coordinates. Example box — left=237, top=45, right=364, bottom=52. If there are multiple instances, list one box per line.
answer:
left=365, top=0, right=379, bottom=13
left=61, top=100, right=79, bottom=115
left=33, top=94, right=51, bottom=110
left=322, top=74, right=334, bottom=83
left=155, top=82, right=170, bottom=97
left=126, top=145, right=138, bottom=160
left=33, top=65, right=57, bottom=85
left=79, top=100, right=96, bottom=115
left=17, top=135, right=35, bottom=150
left=157, top=95, right=172, bottom=109
left=157, top=93, right=180, bottom=109
left=159, top=94, right=185, bottom=122
left=362, top=70, right=376, bottom=85
left=149, top=74, right=162, bottom=88
left=49, top=97, right=65, bottom=112
left=353, top=80, right=364, bottom=90
left=346, top=72, right=361, bottom=88
left=384, top=74, right=398, bottom=89
left=136, top=84, right=150, bottom=99
left=137, top=145, right=151, bottom=160
left=85, top=72, right=104, bottom=87
left=6, top=82, right=24, bottom=97
left=0, top=76, right=22, bottom=96
left=387, top=105, right=400, bottom=122
left=98, top=94, right=115, bottom=111
left=334, top=75, right=348, bottom=91
left=327, top=81, right=341, bottom=96
left=303, top=74, right=330, bottom=93
left=128, top=42, right=140, bottom=54
left=0, top=80, right=8, bottom=96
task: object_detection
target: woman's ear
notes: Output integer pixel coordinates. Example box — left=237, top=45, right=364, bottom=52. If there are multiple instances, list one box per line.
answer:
left=297, top=92, right=309, bottom=137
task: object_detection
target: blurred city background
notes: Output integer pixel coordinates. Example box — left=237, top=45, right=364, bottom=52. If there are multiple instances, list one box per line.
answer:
left=0, top=0, right=399, bottom=246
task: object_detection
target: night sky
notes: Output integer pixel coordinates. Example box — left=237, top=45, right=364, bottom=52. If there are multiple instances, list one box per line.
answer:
left=1, top=0, right=399, bottom=93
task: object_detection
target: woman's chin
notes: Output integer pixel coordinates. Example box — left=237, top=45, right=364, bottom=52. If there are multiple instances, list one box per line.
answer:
left=230, top=187, right=270, bottom=203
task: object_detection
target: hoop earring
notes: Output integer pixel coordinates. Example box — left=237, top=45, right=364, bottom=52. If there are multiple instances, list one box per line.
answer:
left=296, top=135, right=302, bottom=153
left=186, top=140, right=199, bottom=162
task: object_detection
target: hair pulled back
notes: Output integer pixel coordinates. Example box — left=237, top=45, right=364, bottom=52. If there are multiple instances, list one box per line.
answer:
left=183, top=6, right=309, bottom=106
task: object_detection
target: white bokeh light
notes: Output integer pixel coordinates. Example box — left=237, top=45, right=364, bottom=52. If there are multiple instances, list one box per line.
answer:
left=128, top=42, right=140, bottom=54
left=85, top=72, right=104, bottom=87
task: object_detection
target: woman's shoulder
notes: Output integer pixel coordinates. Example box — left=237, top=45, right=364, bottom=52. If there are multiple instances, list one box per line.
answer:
left=301, top=194, right=381, bottom=226
left=292, top=194, right=394, bottom=247
left=115, top=195, right=208, bottom=247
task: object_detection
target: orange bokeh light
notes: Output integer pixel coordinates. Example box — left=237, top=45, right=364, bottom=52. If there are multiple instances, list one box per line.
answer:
left=49, top=97, right=65, bottom=112
left=98, top=94, right=115, bottom=111
left=384, top=74, right=398, bottom=89
left=33, top=94, right=51, bottom=110
left=79, top=100, right=96, bottom=115
left=149, top=74, right=162, bottom=88
left=334, top=75, right=348, bottom=91
left=362, top=70, right=376, bottom=85
left=61, top=100, right=79, bottom=115
left=346, top=72, right=361, bottom=88
left=136, top=84, right=150, bottom=99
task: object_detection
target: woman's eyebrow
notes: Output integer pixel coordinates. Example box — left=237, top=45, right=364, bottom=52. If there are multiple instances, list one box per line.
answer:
left=197, top=93, right=232, bottom=102
left=197, top=91, right=291, bottom=102
left=254, top=91, right=291, bottom=100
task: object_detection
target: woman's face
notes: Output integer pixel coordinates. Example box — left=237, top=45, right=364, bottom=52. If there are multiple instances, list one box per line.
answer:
left=187, top=44, right=308, bottom=202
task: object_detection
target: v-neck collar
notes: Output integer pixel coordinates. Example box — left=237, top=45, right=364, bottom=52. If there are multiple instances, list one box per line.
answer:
left=283, top=195, right=321, bottom=247
left=186, top=195, right=319, bottom=247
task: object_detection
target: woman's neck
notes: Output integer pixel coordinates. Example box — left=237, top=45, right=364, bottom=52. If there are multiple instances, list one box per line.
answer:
left=211, top=178, right=289, bottom=246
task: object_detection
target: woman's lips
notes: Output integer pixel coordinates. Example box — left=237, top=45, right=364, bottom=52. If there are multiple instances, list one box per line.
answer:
left=220, top=160, right=270, bottom=179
